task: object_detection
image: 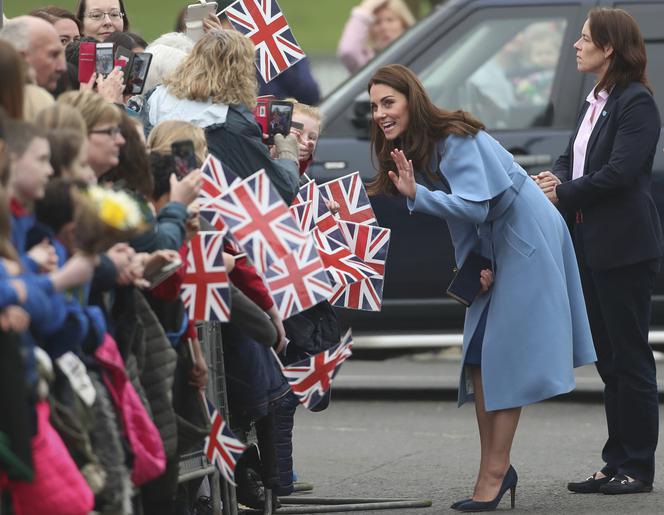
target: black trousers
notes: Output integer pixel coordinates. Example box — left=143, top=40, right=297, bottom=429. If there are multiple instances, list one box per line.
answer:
left=574, top=225, right=659, bottom=484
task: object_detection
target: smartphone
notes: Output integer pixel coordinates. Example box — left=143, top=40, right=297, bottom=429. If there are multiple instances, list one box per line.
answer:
left=95, top=42, right=114, bottom=77
left=124, top=52, right=152, bottom=95
left=266, top=100, right=293, bottom=144
left=290, top=121, right=304, bottom=132
left=114, top=45, right=133, bottom=75
left=145, top=258, right=183, bottom=289
left=171, top=140, right=197, bottom=179
left=185, top=2, right=218, bottom=42
left=78, top=41, right=97, bottom=84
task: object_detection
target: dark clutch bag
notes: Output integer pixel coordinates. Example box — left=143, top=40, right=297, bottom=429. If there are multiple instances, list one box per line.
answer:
left=446, top=252, right=492, bottom=307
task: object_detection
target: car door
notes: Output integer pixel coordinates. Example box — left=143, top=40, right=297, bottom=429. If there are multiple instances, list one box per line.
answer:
left=313, top=0, right=596, bottom=333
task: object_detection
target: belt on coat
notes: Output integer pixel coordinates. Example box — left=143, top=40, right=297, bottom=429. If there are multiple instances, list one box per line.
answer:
left=485, top=171, right=527, bottom=222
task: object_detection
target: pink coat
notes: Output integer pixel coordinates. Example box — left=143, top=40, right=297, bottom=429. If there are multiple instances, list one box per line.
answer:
left=95, top=333, right=166, bottom=486
left=7, top=401, right=94, bottom=515
left=337, top=8, right=376, bottom=73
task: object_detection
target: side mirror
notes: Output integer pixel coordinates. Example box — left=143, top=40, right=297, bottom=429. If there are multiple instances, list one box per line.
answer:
left=351, top=94, right=371, bottom=132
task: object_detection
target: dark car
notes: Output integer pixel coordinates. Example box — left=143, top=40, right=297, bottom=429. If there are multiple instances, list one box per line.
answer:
left=310, top=0, right=664, bottom=344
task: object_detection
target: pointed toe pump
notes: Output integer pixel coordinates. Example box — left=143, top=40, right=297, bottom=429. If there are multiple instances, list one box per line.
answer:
left=454, top=465, right=518, bottom=512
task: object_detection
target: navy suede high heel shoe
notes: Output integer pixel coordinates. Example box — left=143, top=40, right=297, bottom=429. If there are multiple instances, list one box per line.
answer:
left=454, top=465, right=518, bottom=512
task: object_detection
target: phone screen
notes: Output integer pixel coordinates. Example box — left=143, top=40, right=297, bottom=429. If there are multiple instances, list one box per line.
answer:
left=114, top=45, right=133, bottom=74
left=125, top=52, right=152, bottom=95
left=267, top=101, right=293, bottom=144
left=95, top=43, right=114, bottom=77
left=171, top=140, right=197, bottom=179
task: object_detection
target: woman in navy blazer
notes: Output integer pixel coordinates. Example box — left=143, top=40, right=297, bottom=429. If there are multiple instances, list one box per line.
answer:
left=536, top=7, right=663, bottom=495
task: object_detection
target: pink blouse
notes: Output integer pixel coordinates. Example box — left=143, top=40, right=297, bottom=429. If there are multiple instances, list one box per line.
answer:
left=572, top=88, right=610, bottom=180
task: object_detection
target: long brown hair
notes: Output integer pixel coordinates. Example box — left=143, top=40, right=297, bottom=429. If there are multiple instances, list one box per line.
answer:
left=588, top=7, right=651, bottom=96
left=0, top=40, right=25, bottom=120
left=367, top=64, right=484, bottom=195
left=101, top=113, right=153, bottom=199
left=0, top=187, right=19, bottom=261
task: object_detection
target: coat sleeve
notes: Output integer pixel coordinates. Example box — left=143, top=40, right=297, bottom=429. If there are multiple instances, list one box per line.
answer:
left=406, top=134, right=510, bottom=223
left=206, top=109, right=300, bottom=204
left=408, top=184, right=489, bottom=224
left=229, top=255, right=275, bottom=311
left=0, top=280, right=20, bottom=308
left=556, top=90, right=661, bottom=210
left=337, top=8, right=375, bottom=73
left=130, top=202, right=188, bottom=252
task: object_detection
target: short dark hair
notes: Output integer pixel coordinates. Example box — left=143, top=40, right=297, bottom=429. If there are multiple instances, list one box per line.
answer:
left=149, top=152, right=176, bottom=201
left=125, top=31, right=147, bottom=50
left=34, top=178, right=77, bottom=234
left=104, top=30, right=145, bottom=51
left=588, top=7, right=651, bottom=96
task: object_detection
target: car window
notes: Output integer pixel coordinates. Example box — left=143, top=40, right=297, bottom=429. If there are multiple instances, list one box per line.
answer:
left=645, top=42, right=664, bottom=119
left=417, top=15, right=569, bottom=131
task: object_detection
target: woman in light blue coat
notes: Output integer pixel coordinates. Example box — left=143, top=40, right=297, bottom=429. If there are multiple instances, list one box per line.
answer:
left=367, top=64, right=596, bottom=512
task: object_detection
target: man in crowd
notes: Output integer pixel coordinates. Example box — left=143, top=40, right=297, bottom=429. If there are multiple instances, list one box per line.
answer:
left=0, top=16, right=66, bottom=94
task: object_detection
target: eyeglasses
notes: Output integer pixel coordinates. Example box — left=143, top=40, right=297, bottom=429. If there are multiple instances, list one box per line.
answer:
left=85, top=9, right=124, bottom=22
left=90, top=126, right=122, bottom=137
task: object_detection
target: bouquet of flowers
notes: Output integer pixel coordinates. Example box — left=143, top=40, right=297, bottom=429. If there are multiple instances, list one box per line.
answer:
left=74, top=185, right=147, bottom=254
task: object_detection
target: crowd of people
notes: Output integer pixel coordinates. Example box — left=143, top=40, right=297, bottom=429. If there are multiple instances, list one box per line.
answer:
left=0, top=1, right=369, bottom=514
left=2, top=0, right=658, bottom=514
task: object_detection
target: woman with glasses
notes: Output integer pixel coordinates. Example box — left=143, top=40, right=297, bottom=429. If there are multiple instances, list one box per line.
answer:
left=57, top=90, right=124, bottom=178
left=75, top=0, right=129, bottom=41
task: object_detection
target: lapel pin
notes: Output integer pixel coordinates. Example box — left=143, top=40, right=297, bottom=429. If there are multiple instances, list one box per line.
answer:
left=602, top=110, right=607, bottom=117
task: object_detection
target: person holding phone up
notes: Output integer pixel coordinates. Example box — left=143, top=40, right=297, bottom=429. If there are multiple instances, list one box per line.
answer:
left=144, top=29, right=300, bottom=204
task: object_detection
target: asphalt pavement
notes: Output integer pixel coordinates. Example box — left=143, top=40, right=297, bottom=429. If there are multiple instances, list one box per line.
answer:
left=272, top=350, right=664, bottom=514
left=288, top=399, right=664, bottom=515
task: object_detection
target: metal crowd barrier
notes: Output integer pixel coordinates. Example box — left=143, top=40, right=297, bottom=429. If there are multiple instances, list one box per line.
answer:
left=176, top=321, right=237, bottom=515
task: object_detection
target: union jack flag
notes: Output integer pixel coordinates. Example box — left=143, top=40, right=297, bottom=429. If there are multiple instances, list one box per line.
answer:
left=181, top=232, right=231, bottom=321
left=292, top=180, right=348, bottom=244
left=281, top=329, right=353, bottom=409
left=330, top=276, right=385, bottom=312
left=221, top=0, right=305, bottom=83
left=199, top=154, right=240, bottom=201
left=289, top=200, right=313, bottom=233
left=313, top=228, right=376, bottom=287
left=319, top=172, right=377, bottom=226
left=337, top=221, right=391, bottom=276
left=198, top=155, right=241, bottom=241
left=203, top=397, right=246, bottom=485
left=216, top=169, right=307, bottom=274
left=264, top=235, right=333, bottom=319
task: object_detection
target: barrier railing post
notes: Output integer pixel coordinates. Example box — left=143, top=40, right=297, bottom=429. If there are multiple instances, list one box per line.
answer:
left=205, top=321, right=238, bottom=515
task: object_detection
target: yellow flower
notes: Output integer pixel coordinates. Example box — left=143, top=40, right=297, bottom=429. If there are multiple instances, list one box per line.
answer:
left=99, top=197, right=126, bottom=229
left=86, top=185, right=144, bottom=230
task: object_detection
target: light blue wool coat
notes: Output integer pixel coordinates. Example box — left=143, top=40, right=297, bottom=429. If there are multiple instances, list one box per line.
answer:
left=408, top=131, right=597, bottom=411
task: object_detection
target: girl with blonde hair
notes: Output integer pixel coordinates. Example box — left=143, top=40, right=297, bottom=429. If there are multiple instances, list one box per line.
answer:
left=338, top=0, right=416, bottom=73
left=144, top=29, right=300, bottom=204
left=147, top=120, right=208, bottom=166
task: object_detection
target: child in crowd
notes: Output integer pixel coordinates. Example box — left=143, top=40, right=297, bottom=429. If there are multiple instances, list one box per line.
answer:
left=272, top=100, right=343, bottom=497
